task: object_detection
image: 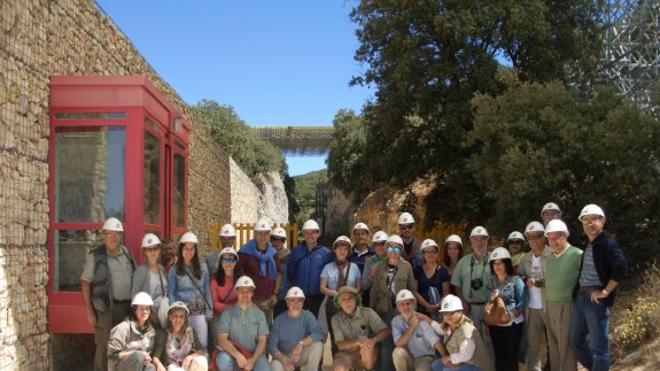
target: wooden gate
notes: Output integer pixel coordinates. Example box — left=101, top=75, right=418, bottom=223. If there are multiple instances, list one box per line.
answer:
left=209, top=222, right=299, bottom=250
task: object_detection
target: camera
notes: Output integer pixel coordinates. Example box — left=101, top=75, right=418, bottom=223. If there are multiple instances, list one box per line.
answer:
left=470, top=278, right=483, bottom=291
left=534, top=279, right=545, bottom=288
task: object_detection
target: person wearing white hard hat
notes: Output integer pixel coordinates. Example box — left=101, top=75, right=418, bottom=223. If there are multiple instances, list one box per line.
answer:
left=235, top=218, right=280, bottom=326
left=270, top=227, right=291, bottom=318
left=205, top=223, right=237, bottom=278
left=397, top=212, right=424, bottom=269
left=210, top=247, right=239, bottom=345
left=505, top=231, right=526, bottom=272
left=391, top=289, right=446, bottom=371
left=131, top=233, right=168, bottom=329
left=570, top=204, right=627, bottom=371
left=414, top=239, right=450, bottom=316
left=540, top=202, right=562, bottom=226
left=288, top=219, right=333, bottom=317
left=518, top=221, right=551, bottom=371
left=443, top=235, right=464, bottom=295
left=361, top=230, right=389, bottom=302
left=428, top=295, right=495, bottom=371
left=542, top=219, right=582, bottom=371
left=349, top=222, right=373, bottom=275
left=215, top=276, right=270, bottom=371
left=80, top=217, right=136, bottom=371
left=450, top=226, right=492, bottom=334
left=152, top=302, right=208, bottom=371
left=167, top=231, right=212, bottom=350
left=269, top=287, right=326, bottom=371
left=484, top=247, right=525, bottom=371
left=107, top=292, right=158, bottom=371
left=331, top=286, right=390, bottom=371
left=320, top=235, right=363, bottom=355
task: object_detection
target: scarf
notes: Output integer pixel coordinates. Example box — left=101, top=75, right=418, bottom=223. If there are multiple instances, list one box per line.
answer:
left=240, top=239, right=277, bottom=280
left=336, top=260, right=349, bottom=288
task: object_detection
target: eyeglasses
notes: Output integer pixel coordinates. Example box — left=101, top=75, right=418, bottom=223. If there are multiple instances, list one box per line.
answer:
left=221, top=257, right=237, bottom=264
left=387, top=245, right=402, bottom=253
left=399, top=224, right=414, bottom=231
left=270, top=237, right=286, bottom=243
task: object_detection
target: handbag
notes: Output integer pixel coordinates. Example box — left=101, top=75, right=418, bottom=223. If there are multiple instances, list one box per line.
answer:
left=484, top=296, right=511, bottom=326
left=184, top=269, right=212, bottom=315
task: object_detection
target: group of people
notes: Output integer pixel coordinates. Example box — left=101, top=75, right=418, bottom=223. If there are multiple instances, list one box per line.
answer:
left=81, top=202, right=627, bottom=371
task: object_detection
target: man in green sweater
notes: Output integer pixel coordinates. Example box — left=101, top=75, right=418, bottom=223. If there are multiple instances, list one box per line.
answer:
left=543, top=219, right=583, bottom=371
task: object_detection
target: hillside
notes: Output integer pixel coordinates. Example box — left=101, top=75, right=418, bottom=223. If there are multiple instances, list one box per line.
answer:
left=292, top=169, right=327, bottom=226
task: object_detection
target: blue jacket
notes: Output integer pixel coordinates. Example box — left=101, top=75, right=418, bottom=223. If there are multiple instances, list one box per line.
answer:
left=584, top=231, right=628, bottom=306
left=288, top=242, right=332, bottom=296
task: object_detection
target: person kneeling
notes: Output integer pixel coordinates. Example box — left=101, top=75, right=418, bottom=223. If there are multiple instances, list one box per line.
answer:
left=429, top=295, right=494, bottom=371
left=391, top=289, right=447, bottom=371
left=152, top=301, right=208, bottom=371
left=215, top=276, right=270, bottom=371
left=268, top=287, right=326, bottom=371
left=330, top=286, right=390, bottom=371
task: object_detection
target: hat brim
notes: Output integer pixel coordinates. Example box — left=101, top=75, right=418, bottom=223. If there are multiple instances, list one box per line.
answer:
left=334, top=291, right=362, bottom=309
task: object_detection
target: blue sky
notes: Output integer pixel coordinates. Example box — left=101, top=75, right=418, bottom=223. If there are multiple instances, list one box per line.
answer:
left=96, top=0, right=373, bottom=176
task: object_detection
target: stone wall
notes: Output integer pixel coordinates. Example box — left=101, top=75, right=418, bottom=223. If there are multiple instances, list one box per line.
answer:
left=229, top=158, right=288, bottom=224
left=0, top=0, right=231, bottom=369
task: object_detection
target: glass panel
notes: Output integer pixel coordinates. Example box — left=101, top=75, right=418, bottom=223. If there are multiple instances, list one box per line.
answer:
left=54, top=229, right=101, bottom=291
left=144, top=130, right=161, bottom=224
left=54, top=126, right=125, bottom=222
left=55, top=112, right=126, bottom=120
left=173, top=153, right=186, bottom=227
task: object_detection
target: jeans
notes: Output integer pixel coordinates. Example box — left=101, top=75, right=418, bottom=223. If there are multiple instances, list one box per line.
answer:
left=189, top=314, right=208, bottom=350
left=570, top=290, right=611, bottom=371
left=431, top=360, right=482, bottom=371
left=215, top=351, right=270, bottom=371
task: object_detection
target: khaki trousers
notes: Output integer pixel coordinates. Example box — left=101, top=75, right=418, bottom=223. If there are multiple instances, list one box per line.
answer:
left=392, top=347, right=433, bottom=371
left=544, top=302, right=576, bottom=371
left=271, top=341, right=324, bottom=371
left=527, top=308, right=549, bottom=371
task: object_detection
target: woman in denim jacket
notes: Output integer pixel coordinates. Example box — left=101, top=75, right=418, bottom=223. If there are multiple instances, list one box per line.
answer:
left=167, top=232, right=212, bottom=350
left=485, top=247, right=525, bottom=371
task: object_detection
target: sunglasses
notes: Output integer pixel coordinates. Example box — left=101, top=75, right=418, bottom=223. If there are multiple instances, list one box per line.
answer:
left=387, top=245, right=402, bottom=252
left=221, top=257, right=237, bottom=264
left=270, top=237, right=286, bottom=243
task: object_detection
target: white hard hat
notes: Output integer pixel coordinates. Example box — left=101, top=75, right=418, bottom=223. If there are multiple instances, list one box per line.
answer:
left=372, top=231, right=389, bottom=243
left=524, top=221, right=545, bottom=236
left=131, top=291, right=154, bottom=306
left=352, top=222, right=370, bottom=233
left=421, top=239, right=439, bottom=251
left=168, top=301, right=189, bottom=316
left=579, top=204, right=606, bottom=221
left=219, top=224, right=236, bottom=237
left=102, top=217, right=124, bottom=232
left=469, top=226, right=489, bottom=238
left=270, top=226, right=287, bottom=239
left=489, top=247, right=512, bottom=262
left=254, top=218, right=272, bottom=232
left=302, top=219, right=320, bottom=231
left=545, top=219, right=569, bottom=236
left=397, top=212, right=415, bottom=225
left=439, top=294, right=463, bottom=312
left=507, top=231, right=525, bottom=242
left=541, top=202, right=561, bottom=217
left=219, top=247, right=239, bottom=259
left=141, top=233, right=161, bottom=249
left=445, top=234, right=463, bottom=246
left=285, top=286, right=305, bottom=299
left=386, top=234, right=404, bottom=246
left=333, top=235, right=352, bottom=248
left=234, top=275, right=256, bottom=289
left=395, top=289, right=416, bottom=303
left=179, top=231, right=199, bottom=245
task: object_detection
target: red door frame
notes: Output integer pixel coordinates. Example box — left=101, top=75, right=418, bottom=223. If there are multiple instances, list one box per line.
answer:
left=48, top=76, right=191, bottom=334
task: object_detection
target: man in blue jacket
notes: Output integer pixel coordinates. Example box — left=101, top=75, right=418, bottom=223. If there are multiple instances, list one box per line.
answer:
left=288, top=219, right=332, bottom=317
left=570, top=204, right=628, bottom=371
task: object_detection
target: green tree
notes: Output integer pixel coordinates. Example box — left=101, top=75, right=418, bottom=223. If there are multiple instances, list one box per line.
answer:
left=327, top=109, right=371, bottom=192
left=192, top=100, right=283, bottom=179
left=467, top=80, right=659, bottom=266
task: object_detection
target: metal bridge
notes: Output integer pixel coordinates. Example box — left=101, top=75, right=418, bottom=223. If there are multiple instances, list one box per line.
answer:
left=253, top=126, right=333, bottom=156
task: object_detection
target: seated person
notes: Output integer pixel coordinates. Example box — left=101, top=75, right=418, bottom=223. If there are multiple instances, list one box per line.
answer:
left=152, top=301, right=208, bottom=371
left=107, top=292, right=158, bottom=371
left=391, top=289, right=447, bottom=371
left=331, top=286, right=390, bottom=371
left=428, top=295, right=494, bottom=371
left=269, top=287, right=326, bottom=371
left=215, top=276, right=270, bottom=371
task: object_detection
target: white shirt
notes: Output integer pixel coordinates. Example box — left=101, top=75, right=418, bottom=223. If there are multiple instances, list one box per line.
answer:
left=431, top=321, right=476, bottom=365
left=528, top=255, right=544, bottom=309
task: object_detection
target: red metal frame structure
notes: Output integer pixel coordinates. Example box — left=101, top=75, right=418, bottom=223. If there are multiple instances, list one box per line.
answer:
left=48, top=76, right=191, bottom=333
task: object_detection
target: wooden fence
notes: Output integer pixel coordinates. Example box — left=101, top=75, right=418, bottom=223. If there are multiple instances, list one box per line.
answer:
left=209, top=223, right=299, bottom=250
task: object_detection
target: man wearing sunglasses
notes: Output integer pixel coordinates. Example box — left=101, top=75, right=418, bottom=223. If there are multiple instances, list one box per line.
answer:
left=398, top=212, right=423, bottom=269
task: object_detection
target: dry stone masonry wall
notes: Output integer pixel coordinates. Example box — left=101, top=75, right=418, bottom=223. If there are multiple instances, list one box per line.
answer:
left=229, top=158, right=288, bottom=225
